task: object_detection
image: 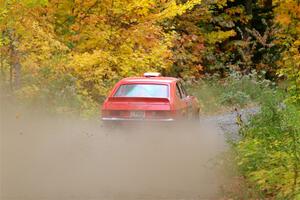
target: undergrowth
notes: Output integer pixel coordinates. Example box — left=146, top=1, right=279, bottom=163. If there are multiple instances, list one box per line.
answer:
left=187, top=71, right=275, bottom=114
left=189, top=71, right=300, bottom=199
left=210, top=74, right=300, bottom=199
left=235, top=95, right=300, bottom=199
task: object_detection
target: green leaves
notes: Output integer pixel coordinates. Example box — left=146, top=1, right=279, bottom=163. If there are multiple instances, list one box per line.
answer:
left=237, top=100, right=300, bottom=198
left=205, top=30, right=236, bottom=44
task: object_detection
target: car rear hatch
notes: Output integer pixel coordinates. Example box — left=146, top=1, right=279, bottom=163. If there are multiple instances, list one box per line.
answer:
left=102, top=97, right=174, bottom=121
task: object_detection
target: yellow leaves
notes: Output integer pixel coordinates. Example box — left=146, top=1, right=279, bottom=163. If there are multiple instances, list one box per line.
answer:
left=274, top=0, right=300, bottom=103
left=294, top=38, right=300, bottom=47
left=157, top=0, right=202, bottom=20
left=21, top=0, right=48, bottom=7
left=0, top=4, right=8, bottom=22
left=19, top=19, right=68, bottom=59
left=215, top=0, right=229, bottom=9
left=126, top=0, right=155, bottom=17
left=65, top=0, right=183, bottom=97
left=68, top=50, right=116, bottom=97
left=69, top=50, right=113, bottom=83
left=274, top=0, right=300, bottom=27
left=81, top=0, right=98, bottom=8
left=206, top=30, right=236, bottom=44
left=1, top=0, right=202, bottom=102
left=0, top=0, right=69, bottom=82
left=14, top=84, right=40, bottom=101
left=277, top=42, right=300, bottom=103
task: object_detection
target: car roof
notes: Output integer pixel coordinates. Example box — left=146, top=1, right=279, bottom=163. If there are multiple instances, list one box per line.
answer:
left=120, top=76, right=178, bottom=84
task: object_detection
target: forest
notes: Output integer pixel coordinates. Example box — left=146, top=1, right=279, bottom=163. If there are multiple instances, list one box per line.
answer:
left=0, top=0, right=299, bottom=199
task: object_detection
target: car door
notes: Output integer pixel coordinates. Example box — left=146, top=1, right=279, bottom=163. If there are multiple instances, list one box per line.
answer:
left=177, top=81, right=194, bottom=119
left=175, top=81, right=190, bottom=118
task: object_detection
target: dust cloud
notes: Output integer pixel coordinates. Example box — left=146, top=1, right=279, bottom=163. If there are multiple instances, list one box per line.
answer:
left=0, top=101, right=229, bottom=200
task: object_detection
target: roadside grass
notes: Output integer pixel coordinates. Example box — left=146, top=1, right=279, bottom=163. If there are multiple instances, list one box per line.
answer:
left=217, top=150, right=267, bottom=200
left=188, top=71, right=300, bottom=199
left=186, top=71, right=275, bottom=114
left=197, top=72, right=300, bottom=199
left=0, top=79, right=99, bottom=119
left=234, top=94, right=300, bottom=199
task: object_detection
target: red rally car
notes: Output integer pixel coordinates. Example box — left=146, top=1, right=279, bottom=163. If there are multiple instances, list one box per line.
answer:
left=101, top=73, right=200, bottom=122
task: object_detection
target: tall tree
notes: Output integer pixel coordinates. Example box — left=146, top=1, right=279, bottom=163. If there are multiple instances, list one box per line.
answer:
left=275, top=0, right=300, bottom=103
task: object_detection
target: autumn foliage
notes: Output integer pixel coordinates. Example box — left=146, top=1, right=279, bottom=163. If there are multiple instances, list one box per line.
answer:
left=0, top=0, right=300, bottom=198
left=1, top=0, right=201, bottom=114
left=1, top=0, right=299, bottom=109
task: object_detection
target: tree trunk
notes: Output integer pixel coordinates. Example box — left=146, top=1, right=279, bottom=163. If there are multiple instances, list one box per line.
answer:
left=0, top=32, right=5, bottom=81
left=8, top=30, right=21, bottom=90
left=245, top=0, right=252, bottom=16
left=11, top=48, right=21, bottom=89
left=243, top=0, right=253, bottom=44
left=9, top=63, right=13, bottom=90
left=0, top=50, right=4, bottom=79
left=264, top=0, right=272, bottom=9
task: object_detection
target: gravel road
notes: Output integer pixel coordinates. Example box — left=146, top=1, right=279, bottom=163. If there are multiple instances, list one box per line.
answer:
left=0, top=106, right=259, bottom=200
left=202, top=107, right=260, bottom=138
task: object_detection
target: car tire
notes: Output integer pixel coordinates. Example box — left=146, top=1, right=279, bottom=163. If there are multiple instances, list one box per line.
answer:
left=193, top=110, right=200, bottom=121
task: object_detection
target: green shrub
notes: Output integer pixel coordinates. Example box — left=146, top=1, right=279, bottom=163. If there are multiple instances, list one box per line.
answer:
left=236, top=95, right=300, bottom=199
left=12, top=66, right=99, bottom=118
left=219, top=91, right=250, bottom=106
left=186, top=70, right=275, bottom=113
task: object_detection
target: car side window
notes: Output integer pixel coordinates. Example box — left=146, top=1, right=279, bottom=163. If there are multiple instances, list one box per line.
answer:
left=178, top=82, right=187, bottom=98
left=176, top=83, right=182, bottom=99
left=180, top=83, right=189, bottom=97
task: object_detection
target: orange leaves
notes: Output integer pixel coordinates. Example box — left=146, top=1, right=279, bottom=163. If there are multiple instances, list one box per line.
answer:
left=274, top=0, right=300, bottom=103
left=274, top=0, right=300, bottom=26
left=275, top=13, right=292, bottom=26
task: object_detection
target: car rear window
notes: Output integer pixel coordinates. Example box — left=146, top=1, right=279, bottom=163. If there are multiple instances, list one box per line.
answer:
left=114, top=84, right=169, bottom=98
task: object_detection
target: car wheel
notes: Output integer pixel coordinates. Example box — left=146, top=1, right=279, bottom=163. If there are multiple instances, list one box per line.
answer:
left=193, top=110, right=200, bottom=121
left=102, top=121, right=114, bottom=130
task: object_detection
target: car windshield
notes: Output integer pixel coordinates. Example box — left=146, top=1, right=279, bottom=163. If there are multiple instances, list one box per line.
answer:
left=114, top=84, right=169, bottom=98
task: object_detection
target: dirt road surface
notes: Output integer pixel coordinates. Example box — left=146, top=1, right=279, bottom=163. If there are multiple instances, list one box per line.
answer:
left=0, top=104, right=257, bottom=200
